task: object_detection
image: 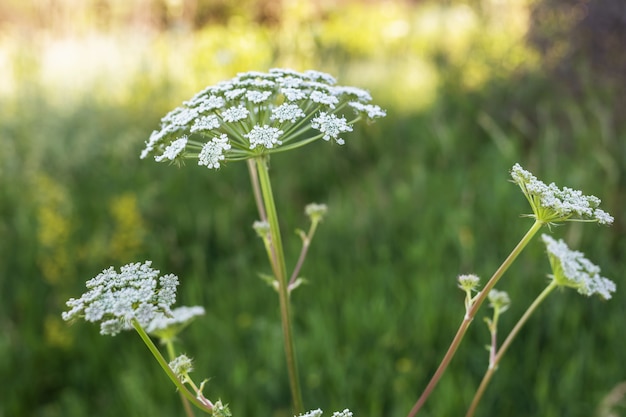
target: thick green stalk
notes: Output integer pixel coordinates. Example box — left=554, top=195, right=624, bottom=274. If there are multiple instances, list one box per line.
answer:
left=132, top=320, right=213, bottom=414
left=406, top=220, right=543, bottom=417
left=465, top=279, right=558, bottom=417
left=254, top=156, right=304, bottom=414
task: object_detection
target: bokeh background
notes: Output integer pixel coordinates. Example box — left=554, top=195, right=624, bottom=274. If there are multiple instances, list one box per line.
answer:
left=1, top=0, right=625, bottom=416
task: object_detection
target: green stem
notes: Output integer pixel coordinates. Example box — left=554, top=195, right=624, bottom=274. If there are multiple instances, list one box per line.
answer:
left=247, top=159, right=267, bottom=222
left=289, top=218, right=320, bottom=287
left=131, top=320, right=213, bottom=414
left=465, top=279, right=558, bottom=417
left=406, top=219, right=543, bottom=417
left=254, top=156, right=304, bottom=414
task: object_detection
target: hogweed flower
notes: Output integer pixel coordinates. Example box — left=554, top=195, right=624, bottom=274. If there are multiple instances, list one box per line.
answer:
left=458, top=274, right=480, bottom=293
left=305, top=203, right=328, bottom=223
left=510, top=163, right=614, bottom=225
left=458, top=274, right=481, bottom=316
left=296, top=410, right=353, bottom=417
left=141, top=68, right=386, bottom=168
left=542, top=234, right=615, bottom=299
left=487, top=289, right=511, bottom=314
left=169, top=354, right=194, bottom=379
left=146, top=305, right=205, bottom=341
left=62, top=261, right=179, bottom=335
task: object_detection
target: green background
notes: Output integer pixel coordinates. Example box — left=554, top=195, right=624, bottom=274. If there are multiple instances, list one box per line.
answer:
left=1, top=0, right=624, bottom=416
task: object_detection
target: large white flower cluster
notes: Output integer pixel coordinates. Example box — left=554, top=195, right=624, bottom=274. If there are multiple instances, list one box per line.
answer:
left=62, top=261, right=179, bottom=335
left=510, top=163, right=614, bottom=225
left=141, top=68, right=386, bottom=169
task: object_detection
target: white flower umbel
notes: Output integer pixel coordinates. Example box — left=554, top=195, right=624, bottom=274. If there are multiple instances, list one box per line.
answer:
left=198, top=134, right=231, bottom=169
left=295, top=409, right=352, bottom=417
left=169, top=354, right=194, bottom=379
left=511, top=163, right=614, bottom=225
left=141, top=68, right=385, bottom=169
left=146, top=305, right=205, bottom=338
left=62, top=261, right=179, bottom=335
left=154, top=136, right=188, bottom=162
left=245, top=125, right=283, bottom=149
left=311, top=112, right=353, bottom=144
left=542, top=234, right=616, bottom=299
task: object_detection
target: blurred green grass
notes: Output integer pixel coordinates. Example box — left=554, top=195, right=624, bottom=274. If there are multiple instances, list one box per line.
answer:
left=1, top=1, right=625, bottom=417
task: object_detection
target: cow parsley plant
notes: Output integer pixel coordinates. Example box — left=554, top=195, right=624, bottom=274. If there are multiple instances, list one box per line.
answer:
left=140, top=68, right=386, bottom=169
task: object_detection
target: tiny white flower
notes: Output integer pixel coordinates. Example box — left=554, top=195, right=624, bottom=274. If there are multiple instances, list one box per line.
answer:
left=271, top=103, right=306, bottom=123
left=331, top=410, right=353, bottom=417
left=166, top=107, right=200, bottom=127
left=458, top=274, right=480, bottom=292
left=245, top=125, right=284, bottom=149
left=141, top=130, right=166, bottom=159
left=349, top=101, right=387, bottom=119
left=305, top=70, right=337, bottom=85
left=191, top=115, right=220, bottom=133
left=169, top=354, right=193, bottom=378
left=282, top=87, right=308, bottom=101
left=154, top=136, right=188, bottom=162
left=311, top=112, right=352, bottom=144
left=194, top=95, right=226, bottom=112
left=198, top=134, right=231, bottom=169
left=147, top=305, right=205, bottom=334
left=246, top=90, right=272, bottom=103
left=276, top=76, right=304, bottom=88
left=221, top=105, right=250, bottom=122
left=297, top=409, right=323, bottom=417
left=310, top=90, right=339, bottom=108
left=487, top=289, right=510, bottom=313
left=305, top=203, right=328, bottom=221
left=335, top=86, right=373, bottom=101
left=224, top=88, right=247, bottom=100
left=542, top=234, right=616, bottom=299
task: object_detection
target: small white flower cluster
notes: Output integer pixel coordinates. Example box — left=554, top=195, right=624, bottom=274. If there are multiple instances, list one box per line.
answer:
left=146, top=305, right=205, bottom=335
left=510, top=163, right=614, bottom=225
left=487, top=289, right=511, bottom=312
left=305, top=202, right=328, bottom=222
left=169, top=354, right=194, bottom=378
left=297, top=409, right=352, bottom=417
left=141, top=68, right=385, bottom=169
left=458, top=273, right=480, bottom=292
left=62, top=261, right=179, bottom=336
left=542, top=234, right=616, bottom=299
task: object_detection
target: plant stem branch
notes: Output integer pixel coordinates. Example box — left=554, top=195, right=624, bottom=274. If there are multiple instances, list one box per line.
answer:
left=131, top=320, right=213, bottom=414
left=289, top=219, right=320, bottom=287
left=254, top=156, right=304, bottom=414
left=406, top=220, right=543, bottom=417
left=465, top=279, right=558, bottom=417
left=248, top=159, right=268, bottom=222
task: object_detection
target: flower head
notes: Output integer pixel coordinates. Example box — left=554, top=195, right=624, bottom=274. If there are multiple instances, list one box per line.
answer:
left=305, top=203, right=328, bottom=223
left=295, top=410, right=352, bottom=417
left=146, top=305, right=205, bottom=340
left=511, top=163, right=613, bottom=225
left=169, top=354, right=194, bottom=379
left=487, top=289, right=511, bottom=313
left=141, top=68, right=385, bottom=169
left=458, top=274, right=480, bottom=292
left=62, top=261, right=179, bottom=335
left=542, top=234, right=615, bottom=299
